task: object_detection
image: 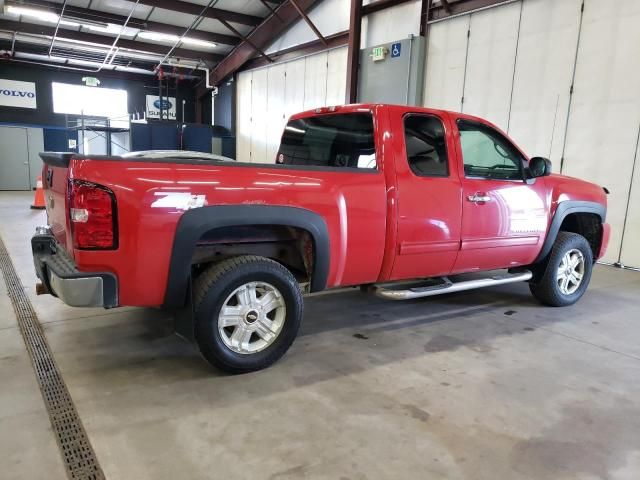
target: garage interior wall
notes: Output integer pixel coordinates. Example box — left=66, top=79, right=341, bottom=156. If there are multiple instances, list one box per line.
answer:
left=236, top=46, right=348, bottom=164
left=424, top=0, right=640, bottom=267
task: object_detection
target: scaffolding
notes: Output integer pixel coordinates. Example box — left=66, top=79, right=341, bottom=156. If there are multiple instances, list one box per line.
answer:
left=65, top=112, right=132, bottom=156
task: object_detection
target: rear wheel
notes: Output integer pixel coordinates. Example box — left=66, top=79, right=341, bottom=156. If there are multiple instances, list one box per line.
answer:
left=193, top=255, right=303, bottom=373
left=529, top=232, right=593, bottom=307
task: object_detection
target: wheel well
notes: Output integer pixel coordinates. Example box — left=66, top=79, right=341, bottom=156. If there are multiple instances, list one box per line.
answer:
left=190, top=225, right=315, bottom=286
left=559, top=213, right=602, bottom=260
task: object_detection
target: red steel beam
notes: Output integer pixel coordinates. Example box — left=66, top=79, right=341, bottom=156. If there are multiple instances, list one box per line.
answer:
left=289, top=0, right=328, bottom=46
left=209, top=0, right=322, bottom=86
left=361, top=0, right=414, bottom=16
left=345, top=0, right=362, bottom=103
left=134, top=0, right=263, bottom=27
left=242, top=31, right=348, bottom=71
left=429, top=0, right=512, bottom=21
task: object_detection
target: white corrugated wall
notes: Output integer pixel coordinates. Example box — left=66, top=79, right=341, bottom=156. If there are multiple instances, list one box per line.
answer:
left=236, top=46, right=348, bottom=165
left=424, top=0, right=640, bottom=266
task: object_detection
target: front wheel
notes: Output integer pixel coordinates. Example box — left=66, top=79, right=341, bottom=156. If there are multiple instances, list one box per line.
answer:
left=193, top=255, right=303, bottom=373
left=529, top=232, right=593, bottom=307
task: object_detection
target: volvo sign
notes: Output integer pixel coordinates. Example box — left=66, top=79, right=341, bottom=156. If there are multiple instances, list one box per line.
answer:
left=0, top=79, right=37, bottom=109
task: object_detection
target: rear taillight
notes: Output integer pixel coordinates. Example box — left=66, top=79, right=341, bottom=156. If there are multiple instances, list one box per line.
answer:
left=69, top=180, right=118, bottom=250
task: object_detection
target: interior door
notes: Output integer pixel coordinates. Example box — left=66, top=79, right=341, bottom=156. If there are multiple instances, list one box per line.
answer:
left=452, top=118, right=548, bottom=273
left=0, top=127, right=30, bottom=191
left=390, top=111, right=463, bottom=281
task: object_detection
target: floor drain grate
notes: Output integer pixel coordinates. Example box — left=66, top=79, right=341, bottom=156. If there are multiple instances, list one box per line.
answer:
left=0, top=235, right=105, bottom=480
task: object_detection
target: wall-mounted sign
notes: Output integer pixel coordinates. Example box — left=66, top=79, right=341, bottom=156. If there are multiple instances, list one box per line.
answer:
left=0, top=79, right=37, bottom=109
left=82, top=77, right=101, bottom=87
left=146, top=95, right=176, bottom=120
left=371, top=46, right=388, bottom=62
left=391, top=42, right=402, bottom=58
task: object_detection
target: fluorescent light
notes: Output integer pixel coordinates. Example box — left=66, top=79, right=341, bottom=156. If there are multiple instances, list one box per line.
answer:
left=7, top=6, right=59, bottom=22
left=85, top=23, right=138, bottom=37
left=137, top=31, right=179, bottom=43
left=6, top=6, right=80, bottom=27
left=181, top=37, right=217, bottom=48
left=137, top=30, right=216, bottom=48
left=65, top=16, right=109, bottom=29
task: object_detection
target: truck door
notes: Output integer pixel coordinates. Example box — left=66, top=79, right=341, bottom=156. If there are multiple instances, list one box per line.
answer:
left=452, top=118, right=548, bottom=273
left=388, top=111, right=462, bottom=281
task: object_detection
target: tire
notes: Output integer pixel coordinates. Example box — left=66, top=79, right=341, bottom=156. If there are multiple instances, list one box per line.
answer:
left=529, top=232, right=593, bottom=307
left=193, top=255, right=303, bottom=373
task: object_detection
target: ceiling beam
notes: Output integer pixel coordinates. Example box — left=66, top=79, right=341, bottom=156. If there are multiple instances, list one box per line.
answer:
left=0, top=40, right=204, bottom=82
left=289, top=0, right=327, bottom=46
left=361, top=0, right=414, bottom=15
left=5, top=0, right=240, bottom=46
left=345, top=0, right=362, bottom=104
left=259, top=0, right=284, bottom=21
left=242, top=31, right=348, bottom=71
left=209, top=0, right=322, bottom=86
left=429, top=0, right=513, bottom=21
left=0, top=19, right=224, bottom=62
left=133, top=0, right=264, bottom=27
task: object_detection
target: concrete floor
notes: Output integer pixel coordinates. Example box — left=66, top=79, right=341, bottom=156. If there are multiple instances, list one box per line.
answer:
left=1, top=190, right=639, bottom=480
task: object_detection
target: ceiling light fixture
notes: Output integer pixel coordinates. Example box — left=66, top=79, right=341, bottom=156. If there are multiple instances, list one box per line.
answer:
left=6, top=6, right=80, bottom=28
left=137, top=31, right=216, bottom=48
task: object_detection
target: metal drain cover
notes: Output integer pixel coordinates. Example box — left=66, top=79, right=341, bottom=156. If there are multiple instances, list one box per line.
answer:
left=0, top=235, right=105, bottom=480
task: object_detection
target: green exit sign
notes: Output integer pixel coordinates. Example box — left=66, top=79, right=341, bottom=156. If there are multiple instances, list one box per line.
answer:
left=371, top=46, right=387, bottom=62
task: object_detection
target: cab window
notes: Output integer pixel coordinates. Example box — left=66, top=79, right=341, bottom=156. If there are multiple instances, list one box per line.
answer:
left=457, top=119, right=524, bottom=180
left=404, top=114, right=449, bottom=177
left=278, top=113, right=376, bottom=169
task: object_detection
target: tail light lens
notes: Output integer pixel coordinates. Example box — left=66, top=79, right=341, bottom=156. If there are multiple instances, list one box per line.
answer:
left=69, top=180, right=118, bottom=250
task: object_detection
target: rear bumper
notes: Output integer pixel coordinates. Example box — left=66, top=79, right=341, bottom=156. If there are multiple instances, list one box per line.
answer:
left=31, top=229, right=118, bottom=308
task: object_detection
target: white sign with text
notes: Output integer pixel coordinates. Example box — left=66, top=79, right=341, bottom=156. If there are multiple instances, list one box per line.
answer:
left=0, top=79, right=37, bottom=109
left=146, top=95, right=176, bottom=120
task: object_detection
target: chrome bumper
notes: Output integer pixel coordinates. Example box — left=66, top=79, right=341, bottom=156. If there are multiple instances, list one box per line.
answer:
left=31, top=228, right=118, bottom=308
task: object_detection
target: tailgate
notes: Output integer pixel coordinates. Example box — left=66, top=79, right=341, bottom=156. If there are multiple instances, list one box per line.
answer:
left=40, top=153, right=73, bottom=253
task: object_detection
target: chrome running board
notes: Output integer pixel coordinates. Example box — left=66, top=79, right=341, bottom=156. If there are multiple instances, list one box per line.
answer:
left=375, top=270, right=533, bottom=300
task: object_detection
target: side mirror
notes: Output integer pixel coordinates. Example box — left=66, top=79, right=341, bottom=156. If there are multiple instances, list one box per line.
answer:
left=529, top=157, right=552, bottom=178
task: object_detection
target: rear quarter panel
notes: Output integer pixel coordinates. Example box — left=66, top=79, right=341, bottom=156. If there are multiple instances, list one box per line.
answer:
left=69, top=159, right=388, bottom=306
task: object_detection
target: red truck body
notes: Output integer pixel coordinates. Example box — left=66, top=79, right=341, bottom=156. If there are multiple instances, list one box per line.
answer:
left=38, top=104, right=610, bottom=309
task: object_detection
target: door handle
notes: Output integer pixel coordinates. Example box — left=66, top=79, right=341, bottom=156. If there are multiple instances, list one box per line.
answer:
left=467, top=193, right=492, bottom=203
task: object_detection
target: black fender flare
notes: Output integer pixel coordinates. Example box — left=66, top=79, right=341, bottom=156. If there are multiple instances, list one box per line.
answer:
left=534, top=200, right=606, bottom=263
left=163, top=205, right=330, bottom=307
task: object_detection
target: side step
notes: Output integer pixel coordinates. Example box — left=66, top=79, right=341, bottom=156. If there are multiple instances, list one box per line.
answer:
left=374, top=270, right=533, bottom=300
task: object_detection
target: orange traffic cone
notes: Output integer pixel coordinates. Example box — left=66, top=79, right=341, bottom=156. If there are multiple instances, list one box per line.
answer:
left=31, top=176, right=46, bottom=210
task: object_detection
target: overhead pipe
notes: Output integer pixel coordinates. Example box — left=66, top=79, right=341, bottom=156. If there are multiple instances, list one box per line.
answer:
left=47, top=0, right=68, bottom=56
left=154, top=0, right=218, bottom=74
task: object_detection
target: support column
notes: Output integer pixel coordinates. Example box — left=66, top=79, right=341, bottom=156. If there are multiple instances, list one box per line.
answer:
left=345, top=0, right=362, bottom=104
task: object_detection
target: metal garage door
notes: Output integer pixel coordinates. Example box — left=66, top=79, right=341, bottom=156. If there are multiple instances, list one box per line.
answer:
left=423, top=14, right=469, bottom=111
left=561, top=0, right=640, bottom=264
left=461, top=1, right=521, bottom=131
left=0, top=126, right=30, bottom=191
left=236, top=71, right=252, bottom=162
left=236, top=47, right=348, bottom=165
left=619, top=130, right=640, bottom=267
left=507, top=0, right=582, bottom=171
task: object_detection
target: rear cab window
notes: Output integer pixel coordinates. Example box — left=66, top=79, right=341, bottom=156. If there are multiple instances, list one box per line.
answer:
left=277, top=112, right=377, bottom=170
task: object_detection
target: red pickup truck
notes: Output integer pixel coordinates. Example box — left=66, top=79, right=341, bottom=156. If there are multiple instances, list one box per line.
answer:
left=33, top=104, right=610, bottom=372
